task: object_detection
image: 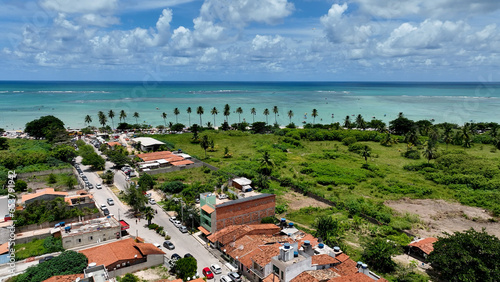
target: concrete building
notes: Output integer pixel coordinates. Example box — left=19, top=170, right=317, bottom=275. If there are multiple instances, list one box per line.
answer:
left=199, top=193, right=275, bottom=235
left=79, top=237, right=165, bottom=277
left=0, top=196, right=9, bottom=221
left=136, top=151, right=194, bottom=171
left=230, top=177, right=253, bottom=192
left=57, top=216, right=122, bottom=249
left=21, top=188, right=68, bottom=205
left=131, top=137, right=165, bottom=152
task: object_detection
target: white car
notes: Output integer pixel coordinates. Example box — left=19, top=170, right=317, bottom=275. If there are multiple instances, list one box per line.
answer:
left=210, top=264, right=222, bottom=274
left=149, top=199, right=156, bottom=205
left=100, top=204, right=107, bottom=210
left=107, top=198, right=114, bottom=205
left=220, top=275, right=233, bottom=282
left=96, top=184, right=102, bottom=189
left=218, top=194, right=228, bottom=200
left=169, top=217, right=177, bottom=223
left=173, top=220, right=182, bottom=227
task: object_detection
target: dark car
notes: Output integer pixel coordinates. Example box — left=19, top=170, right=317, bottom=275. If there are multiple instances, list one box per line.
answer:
left=163, top=240, right=175, bottom=250
left=184, top=253, right=193, bottom=258
left=171, top=253, right=181, bottom=261
left=228, top=272, right=242, bottom=282
left=102, top=207, right=110, bottom=216
left=39, top=255, right=54, bottom=264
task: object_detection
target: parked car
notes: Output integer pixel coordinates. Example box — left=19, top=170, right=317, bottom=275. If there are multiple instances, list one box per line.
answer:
left=179, top=226, right=188, bottom=233
left=173, top=220, right=182, bottom=227
left=184, top=253, right=193, bottom=258
left=218, top=194, right=228, bottom=200
left=220, top=275, right=233, bottom=282
left=107, top=198, right=114, bottom=205
left=82, top=176, right=88, bottom=181
left=228, top=272, right=242, bottom=282
left=87, top=183, right=94, bottom=189
left=102, top=208, right=110, bottom=216
left=149, top=199, right=156, bottom=205
left=38, top=256, right=54, bottom=264
left=171, top=253, right=181, bottom=261
left=169, top=216, right=177, bottom=223
left=163, top=240, right=175, bottom=250
left=100, top=204, right=107, bottom=210
left=210, top=264, right=222, bottom=274
left=96, top=184, right=102, bottom=189
left=203, top=267, right=214, bottom=279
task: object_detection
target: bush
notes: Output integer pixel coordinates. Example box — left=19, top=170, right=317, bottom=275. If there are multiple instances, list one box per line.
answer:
left=348, top=143, right=369, bottom=154
left=342, top=136, right=357, bottom=146
left=402, top=150, right=421, bottom=159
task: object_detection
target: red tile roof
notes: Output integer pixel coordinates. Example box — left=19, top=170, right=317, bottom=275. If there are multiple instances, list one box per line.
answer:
left=409, top=237, right=438, bottom=255
left=252, top=243, right=281, bottom=267
left=0, top=242, right=8, bottom=255
left=79, top=238, right=164, bottom=268
left=334, top=253, right=350, bottom=263
left=107, top=142, right=121, bottom=147
left=328, top=272, right=374, bottom=282
left=312, top=254, right=337, bottom=265
left=171, top=159, right=194, bottom=166
left=331, top=258, right=359, bottom=277
left=291, top=272, right=320, bottom=282
left=21, top=188, right=67, bottom=203
left=198, top=226, right=211, bottom=235
left=43, top=274, right=84, bottom=282
left=136, top=151, right=173, bottom=162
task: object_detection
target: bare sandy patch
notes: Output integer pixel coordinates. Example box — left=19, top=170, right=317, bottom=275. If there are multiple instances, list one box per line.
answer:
left=133, top=266, right=172, bottom=281
left=281, top=191, right=332, bottom=210
left=386, top=198, right=499, bottom=238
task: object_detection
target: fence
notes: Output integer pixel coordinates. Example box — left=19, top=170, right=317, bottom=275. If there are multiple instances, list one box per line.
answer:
left=17, top=168, right=74, bottom=179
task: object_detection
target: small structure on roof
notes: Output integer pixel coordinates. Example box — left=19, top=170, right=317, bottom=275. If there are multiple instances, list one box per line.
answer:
left=230, top=177, right=253, bottom=192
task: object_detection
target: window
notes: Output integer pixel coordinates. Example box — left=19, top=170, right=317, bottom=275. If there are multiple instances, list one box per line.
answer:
left=281, top=270, right=284, bottom=280
left=77, top=239, right=82, bottom=243
left=89, top=236, right=93, bottom=240
left=122, top=262, right=126, bottom=266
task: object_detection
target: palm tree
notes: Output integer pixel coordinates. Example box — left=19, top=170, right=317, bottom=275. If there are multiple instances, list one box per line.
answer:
left=186, top=107, right=192, bottom=127
left=287, top=110, right=294, bottom=124
left=98, top=111, right=107, bottom=128
left=211, top=107, right=218, bottom=127
left=422, top=141, right=438, bottom=163
left=259, top=151, right=275, bottom=176
left=380, top=134, right=397, bottom=146
left=162, top=112, right=167, bottom=126
left=355, top=114, right=366, bottom=130
left=197, top=106, right=204, bottom=126
left=119, top=110, right=127, bottom=123
left=223, top=104, right=230, bottom=123
left=108, top=110, right=115, bottom=129
left=361, top=146, right=371, bottom=163
left=133, top=112, right=140, bottom=124
left=84, top=115, right=92, bottom=126
left=311, top=109, right=318, bottom=125
left=251, top=108, right=256, bottom=123
left=236, top=107, right=243, bottom=123
left=173, top=108, right=180, bottom=123
left=263, top=108, right=270, bottom=125
left=273, top=106, right=279, bottom=124
left=144, top=206, right=155, bottom=225
left=461, top=123, right=473, bottom=149
left=344, top=116, right=351, bottom=128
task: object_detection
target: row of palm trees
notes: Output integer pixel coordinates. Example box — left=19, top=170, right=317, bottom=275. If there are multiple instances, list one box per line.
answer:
left=84, top=105, right=322, bottom=129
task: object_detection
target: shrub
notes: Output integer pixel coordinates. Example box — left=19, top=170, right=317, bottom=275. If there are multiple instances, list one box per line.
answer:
left=342, top=136, right=357, bottom=146
left=348, top=143, right=369, bottom=154
left=402, top=150, right=421, bottom=159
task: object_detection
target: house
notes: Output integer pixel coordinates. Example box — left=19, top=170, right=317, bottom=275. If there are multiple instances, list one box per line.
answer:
left=131, top=137, right=165, bottom=151
left=408, top=237, right=437, bottom=259
left=57, top=216, right=122, bottom=249
left=64, top=192, right=95, bottom=210
left=42, top=274, right=85, bottom=282
left=106, top=141, right=122, bottom=149
left=21, top=188, right=68, bottom=205
left=79, top=237, right=165, bottom=277
left=199, top=193, right=276, bottom=235
left=42, top=264, right=110, bottom=282
left=136, top=151, right=194, bottom=171
left=0, top=196, right=10, bottom=221
left=0, top=242, right=10, bottom=264
left=230, top=177, right=253, bottom=192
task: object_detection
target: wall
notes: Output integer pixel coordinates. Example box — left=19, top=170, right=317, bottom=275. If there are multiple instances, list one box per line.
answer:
left=62, top=225, right=121, bottom=249
left=107, top=254, right=165, bottom=277
left=25, top=194, right=66, bottom=205
left=214, top=194, right=275, bottom=232
left=15, top=232, right=52, bottom=244
left=16, top=212, right=101, bottom=233
left=17, top=168, right=73, bottom=179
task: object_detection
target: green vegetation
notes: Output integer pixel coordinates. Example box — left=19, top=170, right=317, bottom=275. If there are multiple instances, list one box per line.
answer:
left=25, top=115, right=67, bottom=142
left=428, top=228, right=500, bottom=282
left=11, top=250, right=87, bottom=282
left=14, top=237, right=64, bottom=261
left=173, top=257, right=197, bottom=280
left=118, top=273, right=140, bottom=282
left=14, top=197, right=98, bottom=227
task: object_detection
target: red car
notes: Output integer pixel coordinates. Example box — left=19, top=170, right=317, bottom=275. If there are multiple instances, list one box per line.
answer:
left=203, top=267, right=214, bottom=279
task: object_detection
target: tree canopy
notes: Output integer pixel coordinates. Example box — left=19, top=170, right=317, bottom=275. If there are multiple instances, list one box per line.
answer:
left=174, top=257, right=197, bottom=280
left=361, top=237, right=398, bottom=273
left=427, top=228, right=500, bottom=282
left=25, top=115, right=66, bottom=141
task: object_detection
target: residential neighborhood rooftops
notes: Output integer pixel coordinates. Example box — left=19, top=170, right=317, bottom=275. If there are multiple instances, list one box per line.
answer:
left=170, top=159, right=194, bottom=166
left=409, top=237, right=438, bottom=255
left=42, top=274, right=85, bottom=282
left=136, top=151, right=173, bottom=162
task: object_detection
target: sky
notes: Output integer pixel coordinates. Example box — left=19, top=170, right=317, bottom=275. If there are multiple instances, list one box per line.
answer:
left=0, top=0, right=499, bottom=81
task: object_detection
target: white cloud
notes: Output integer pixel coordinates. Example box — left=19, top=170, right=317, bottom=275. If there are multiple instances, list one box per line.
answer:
left=77, top=14, right=120, bottom=27
left=192, top=17, right=225, bottom=46
left=200, top=0, right=294, bottom=27
left=41, top=0, right=118, bottom=14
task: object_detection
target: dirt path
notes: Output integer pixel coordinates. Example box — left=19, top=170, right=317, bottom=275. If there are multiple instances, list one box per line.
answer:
left=386, top=198, right=500, bottom=238
left=281, top=191, right=332, bottom=210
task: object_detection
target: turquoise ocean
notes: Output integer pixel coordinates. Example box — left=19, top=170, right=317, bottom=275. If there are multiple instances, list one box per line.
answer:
left=1, top=81, right=500, bottom=130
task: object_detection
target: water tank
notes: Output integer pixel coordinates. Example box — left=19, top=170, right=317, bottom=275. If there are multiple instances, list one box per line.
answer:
left=356, top=261, right=363, bottom=268
left=362, top=264, right=368, bottom=269
left=284, top=243, right=291, bottom=249
left=318, top=243, right=324, bottom=249
left=288, top=222, right=294, bottom=227
left=293, top=251, right=299, bottom=257
left=303, top=240, right=310, bottom=246
left=334, top=246, right=341, bottom=252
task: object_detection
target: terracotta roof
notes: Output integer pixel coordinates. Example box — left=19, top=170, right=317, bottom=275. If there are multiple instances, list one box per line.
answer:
left=136, top=151, right=172, bottom=162
left=312, top=254, right=337, bottom=265
left=238, top=248, right=263, bottom=268
left=79, top=237, right=164, bottom=268
left=252, top=243, right=280, bottom=267
left=107, top=142, right=121, bottom=146
left=64, top=194, right=94, bottom=206
left=43, top=274, right=84, bottom=282
left=335, top=253, right=350, bottom=263
left=198, top=226, right=211, bottom=235
left=291, top=272, right=320, bottom=282
left=207, top=225, right=253, bottom=244
left=201, top=205, right=215, bottom=214
left=409, top=237, right=438, bottom=255
left=0, top=242, right=9, bottom=255
left=21, top=188, right=67, bottom=203
left=298, top=233, right=319, bottom=248
left=332, top=258, right=359, bottom=277
left=171, top=159, right=194, bottom=166
left=263, top=273, right=279, bottom=282
left=328, top=272, right=374, bottom=282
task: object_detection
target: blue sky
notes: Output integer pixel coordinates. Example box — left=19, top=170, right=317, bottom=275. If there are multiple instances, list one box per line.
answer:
left=1, top=0, right=499, bottom=81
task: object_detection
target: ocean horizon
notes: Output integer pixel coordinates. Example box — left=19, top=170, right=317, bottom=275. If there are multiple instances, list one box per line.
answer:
left=2, top=81, right=500, bottom=130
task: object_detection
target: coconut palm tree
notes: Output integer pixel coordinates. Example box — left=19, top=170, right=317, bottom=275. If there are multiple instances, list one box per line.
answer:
left=133, top=112, right=140, bottom=124
left=223, top=104, right=230, bottom=123
left=119, top=110, right=127, bottom=123
left=84, top=115, right=92, bottom=126
left=287, top=110, right=294, bottom=124
left=273, top=106, right=279, bottom=124
left=211, top=107, right=219, bottom=127
left=144, top=206, right=155, bottom=225
left=422, top=141, right=438, bottom=163
left=251, top=107, right=256, bottom=123
left=108, top=110, right=115, bottom=130
left=361, top=145, right=371, bottom=163
left=186, top=107, right=192, bottom=127
left=236, top=107, right=243, bottom=123
left=197, top=106, right=204, bottom=126
left=263, top=108, right=270, bottom=125
left=170, top=108, right=178, bottom=123
left=355, top=114, right=366, bottom=129
left=312, top=109, right=318, bottom=125
left=258, top=151, right=275, bottom=176
left=344, top=115, right=351, bottom=128
left=162, top=112, right=167, bottom=126
left=98, top=111, right=107, bottom=127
